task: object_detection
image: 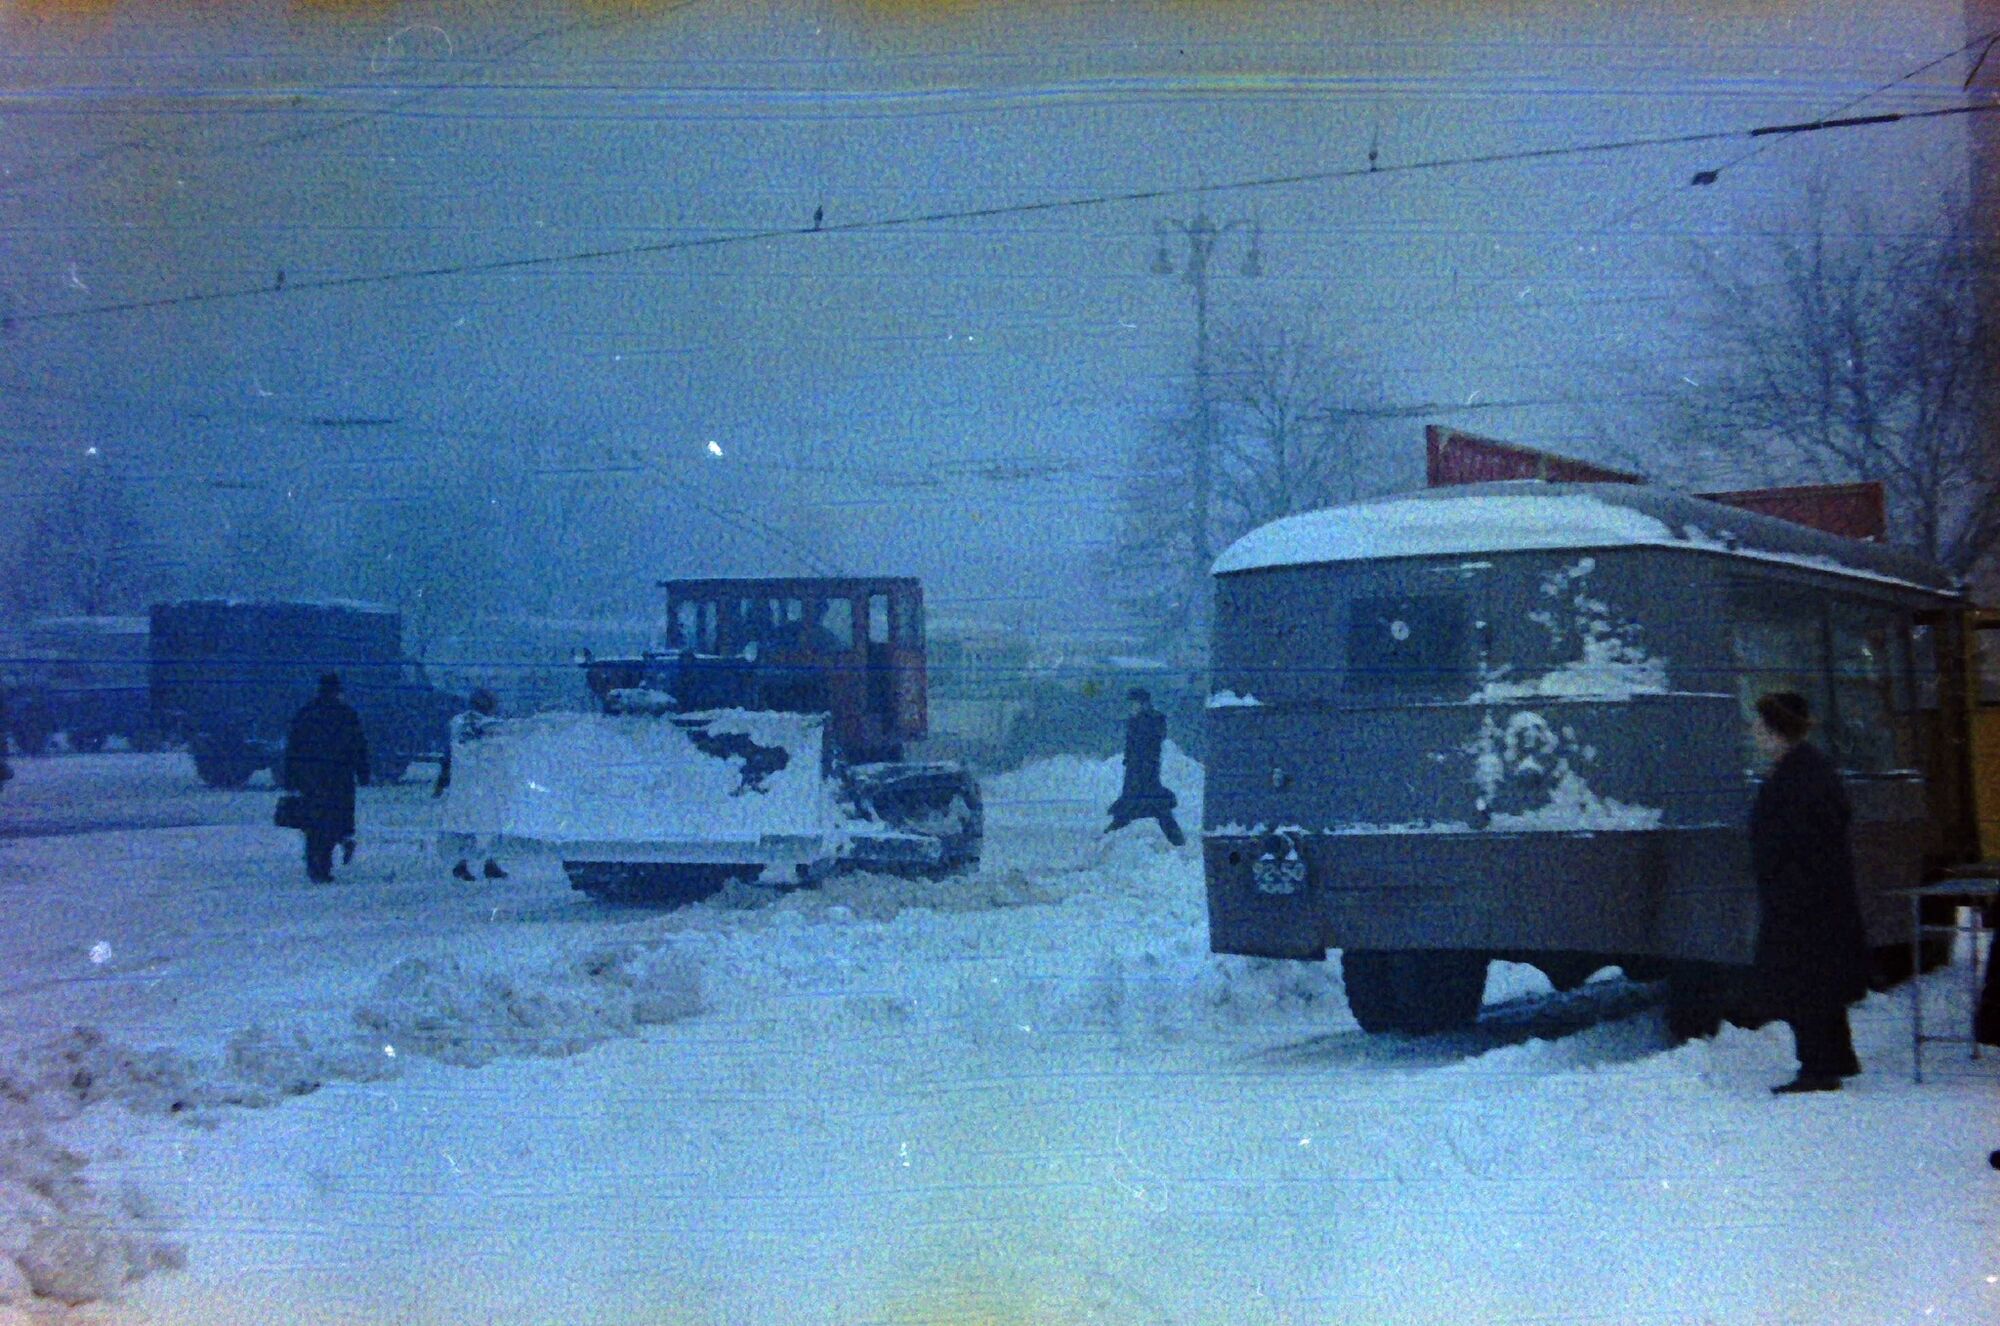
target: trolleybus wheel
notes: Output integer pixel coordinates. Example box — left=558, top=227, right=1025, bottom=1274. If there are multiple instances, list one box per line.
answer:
left=1341, top=949, right=1488, bottom=1034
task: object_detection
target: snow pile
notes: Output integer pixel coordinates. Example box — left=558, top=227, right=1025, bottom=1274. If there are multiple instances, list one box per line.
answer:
left=0, top=1115, right=183, bottom=1307
left=674, top=807, right=1345, bottom=1049
left=354, top=945, right=704, bottom=1068
left=709, top=866, right=1071, bottom=922
left=454, top=708, right=841, bottom=852
left=0, top=1033, right=201, bottom=1308
left=1213, top=491, right=1677, bottom=572
left=1205, top=690, right=1262, bottom=708
left=0, top=941, right=705, bottom=1310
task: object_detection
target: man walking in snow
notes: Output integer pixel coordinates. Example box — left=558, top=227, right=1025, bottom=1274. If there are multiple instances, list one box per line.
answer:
left=435, top=687, right=508, bottom=881
left=1105, top=687, right=1185, bottom=846
left=1748, top=690, right=1866, bottom=1094
left=282, top=673, right=370, bottom=883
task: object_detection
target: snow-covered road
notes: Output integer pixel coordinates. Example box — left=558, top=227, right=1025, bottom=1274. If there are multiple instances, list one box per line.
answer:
left=3, top=752, right=1997, bottom=1324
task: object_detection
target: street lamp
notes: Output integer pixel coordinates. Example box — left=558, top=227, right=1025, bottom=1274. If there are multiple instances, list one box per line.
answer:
left=1150, top=212, right=1262, bottom=642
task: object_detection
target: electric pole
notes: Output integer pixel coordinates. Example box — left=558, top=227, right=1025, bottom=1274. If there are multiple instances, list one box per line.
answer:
left=1151, top=213, right=1261, bottom=651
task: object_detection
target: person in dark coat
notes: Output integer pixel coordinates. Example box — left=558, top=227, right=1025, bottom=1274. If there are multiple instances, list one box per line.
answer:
left=282, top=672, right=370, bottom=883
left=1749, top=690, right=1868, bottom=1094
left=1106, top=687, right=1185, bottom=846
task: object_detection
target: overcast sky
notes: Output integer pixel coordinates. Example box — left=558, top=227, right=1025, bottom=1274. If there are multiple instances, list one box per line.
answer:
left=0, top=0, right=1979, bottom=639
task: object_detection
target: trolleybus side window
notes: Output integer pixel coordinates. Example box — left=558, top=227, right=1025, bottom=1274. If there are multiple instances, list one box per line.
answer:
left=1828, top=601, right=1911, bottom=773
left=1977, top=625, right=2000, bottom=707
left=1909, top=621, right=1939, bottom=709
left=1345, top=594, right=1466, bottom=694
left=1729, top=590, right=1830, bottom=769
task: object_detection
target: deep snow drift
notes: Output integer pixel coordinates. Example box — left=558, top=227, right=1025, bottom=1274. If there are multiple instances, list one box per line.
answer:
left=0, top=749, right=1996, bottom=1324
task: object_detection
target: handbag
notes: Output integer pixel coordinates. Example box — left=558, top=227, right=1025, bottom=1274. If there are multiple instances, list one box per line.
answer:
left=273, top=792, right=308, bottom=831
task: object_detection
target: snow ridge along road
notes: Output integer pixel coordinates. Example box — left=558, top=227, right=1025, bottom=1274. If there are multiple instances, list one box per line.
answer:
left=1, top=751, right=1996, bottom=1324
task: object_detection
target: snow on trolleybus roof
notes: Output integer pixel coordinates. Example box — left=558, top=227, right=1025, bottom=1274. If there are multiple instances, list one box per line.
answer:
left=1211, top=481, right=1960, bottom=595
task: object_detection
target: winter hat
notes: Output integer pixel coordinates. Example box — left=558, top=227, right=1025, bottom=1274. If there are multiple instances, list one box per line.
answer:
left=1755, top=691, right=1813, bottom=742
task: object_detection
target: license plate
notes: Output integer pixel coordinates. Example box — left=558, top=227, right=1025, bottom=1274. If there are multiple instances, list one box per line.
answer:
left=1252, top=857, right=1306, bottom=895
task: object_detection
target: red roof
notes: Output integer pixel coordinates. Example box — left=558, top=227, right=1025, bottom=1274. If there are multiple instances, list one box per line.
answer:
left=1423, top=425, right=1886, bottom=542
left=1425, top=425, right=1643, bottom=486
left=1691, top=482, right=1886, bottom=542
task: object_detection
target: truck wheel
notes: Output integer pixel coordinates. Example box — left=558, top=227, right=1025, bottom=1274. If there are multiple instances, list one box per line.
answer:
left=68, top=729, right=107, bottom=754
left=192, top=741, right=257, bottom=789
left=12, top=722, right=52, bottom=757
left=1341, top=950, right=1407, bottom=1033
left=128, top=726, right=166, bottom=754
left=1342, top=950, right=1488, bottom=1034
left=565, top=862, right=756, bottom=907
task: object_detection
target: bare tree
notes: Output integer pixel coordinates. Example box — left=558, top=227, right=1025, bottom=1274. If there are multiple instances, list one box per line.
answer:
left=1213, top=315, right=1371, bottom=537
left=1114, top=314, right=1377, bottom=656
left=1657, top=190, right=2000, bottom=575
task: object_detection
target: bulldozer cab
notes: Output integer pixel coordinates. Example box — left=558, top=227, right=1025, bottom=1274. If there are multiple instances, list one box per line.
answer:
left=650, top=576, right=929, bottom=763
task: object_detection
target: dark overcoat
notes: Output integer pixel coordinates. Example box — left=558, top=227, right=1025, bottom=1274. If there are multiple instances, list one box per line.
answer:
left=1749, top=741, right=1870, bottom=1012
left=282, top=694, right=370, bottom=839
left=1114, top=704, right=1176, bottom=815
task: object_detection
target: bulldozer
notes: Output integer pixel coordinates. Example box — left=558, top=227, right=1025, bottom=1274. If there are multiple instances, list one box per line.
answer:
left=447, top=576, right=982, bottom=904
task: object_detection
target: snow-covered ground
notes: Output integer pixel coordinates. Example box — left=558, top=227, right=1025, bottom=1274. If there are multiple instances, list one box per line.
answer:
left=2, top=750, right=1997, bottom=1324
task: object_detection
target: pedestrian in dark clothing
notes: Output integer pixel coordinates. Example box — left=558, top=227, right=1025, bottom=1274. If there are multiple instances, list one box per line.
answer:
left=1106, top=687, right=1185, bottom=846
left=282, top=673, right=370, bottom=883
left=1749, top=690, right=1868, bottom=1094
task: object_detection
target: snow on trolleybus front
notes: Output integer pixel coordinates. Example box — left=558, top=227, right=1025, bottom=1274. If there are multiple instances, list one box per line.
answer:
left=1202, top=481, right=1987, bottom=1036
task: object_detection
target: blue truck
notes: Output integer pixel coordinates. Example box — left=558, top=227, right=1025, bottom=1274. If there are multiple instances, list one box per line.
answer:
left=149, top=599, right=461, bottom=788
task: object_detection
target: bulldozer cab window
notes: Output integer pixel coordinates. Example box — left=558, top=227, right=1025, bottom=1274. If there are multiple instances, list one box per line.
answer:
left=868, top=594, right=891, bottom=647
left=1911, top=622, right=1939, bottom=709
left=1828, top=601, right=1912, bottom=773
left=671, top=600, right=721, bottom=653
left=1729, top=588, right=1831, bottom=770
left=818, top=599, right=855, bottom=650
left=671, top=601, right=702, bottom=652
left=897, top=594, right=922, bottom=647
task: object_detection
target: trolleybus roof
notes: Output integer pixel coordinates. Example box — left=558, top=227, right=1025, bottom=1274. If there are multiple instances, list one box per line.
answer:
left=1212, top=481, right=1958, bottom=595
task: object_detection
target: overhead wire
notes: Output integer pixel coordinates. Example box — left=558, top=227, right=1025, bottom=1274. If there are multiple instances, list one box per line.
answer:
left=1601, top=24, right=2000, bottom=231
left=0, top=2, right=699, bottom=195
left=11, top=99, right=1999, bottom=331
